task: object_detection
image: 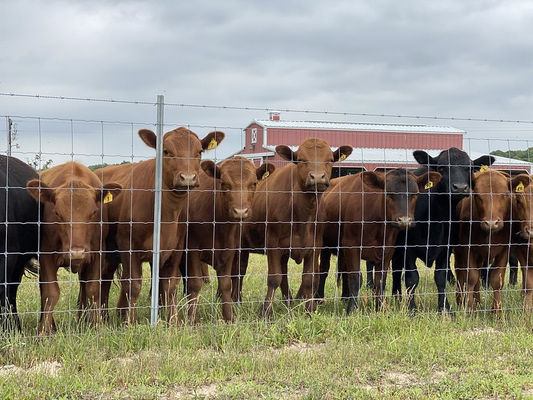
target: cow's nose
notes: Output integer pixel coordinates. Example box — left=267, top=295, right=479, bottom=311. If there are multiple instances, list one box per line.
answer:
left=308, top=172, right=328, bottom=186
left=452, top=183, right=469, bottom=193
left=395, top=216, right=413, bottom=228
left=176, top=173, right=198, bottom=187
left=70, top=247, right=86, bottom=260
left=481, top=219, right=502, bottom=232
left=232, top=207, right=250, bottom=219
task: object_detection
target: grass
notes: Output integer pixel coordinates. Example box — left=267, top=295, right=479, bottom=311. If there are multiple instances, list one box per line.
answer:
left=2, top=255, right=533, bottom=399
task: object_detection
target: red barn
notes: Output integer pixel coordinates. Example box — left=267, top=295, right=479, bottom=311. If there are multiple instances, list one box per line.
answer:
left=237, top=112, right=531, bottom=176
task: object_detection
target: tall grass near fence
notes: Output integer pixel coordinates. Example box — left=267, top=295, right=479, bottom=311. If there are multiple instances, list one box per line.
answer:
left=2, top=254, right=533, bottom=399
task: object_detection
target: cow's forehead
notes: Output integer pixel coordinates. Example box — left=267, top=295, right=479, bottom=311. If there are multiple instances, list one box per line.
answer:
left=164, top=129, right=202, bottom=153
left=297, top=139, right=332, bottom=159
left=474, top=171, right=509, bottom=191
left=219, top=158, right=256, bottom=182
left=385, top=170, right=418, bottom=192
left=54, top=182, right=96, bottom=205
left=436, top=148, right=471, bottom=166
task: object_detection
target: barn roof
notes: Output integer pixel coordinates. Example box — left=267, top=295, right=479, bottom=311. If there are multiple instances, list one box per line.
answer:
left=251, top=119, right=466, bottom=135
left=262, top=145, right=533, bottom=169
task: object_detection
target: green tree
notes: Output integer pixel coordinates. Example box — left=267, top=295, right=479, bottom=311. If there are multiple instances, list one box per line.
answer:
left=490, top=148, right=533, bottom=162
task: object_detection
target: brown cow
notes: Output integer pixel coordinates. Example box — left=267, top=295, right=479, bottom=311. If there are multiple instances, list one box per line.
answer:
left=237, top=138, right=353, bottom=318
left=26, top=162, right=122, bottom=335
left=455, top=170, right=531, bottom=315
left=508, top=176, right=533, bottom=309
left=319, top=169, right=442, bottom=313
left=96, top=127, right=224, bottom=324
left=183, top=157, right=275, bottom=323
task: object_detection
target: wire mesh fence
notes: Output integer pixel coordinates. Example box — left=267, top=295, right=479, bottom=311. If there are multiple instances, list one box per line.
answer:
left=2, top=93, right=533, bottom=336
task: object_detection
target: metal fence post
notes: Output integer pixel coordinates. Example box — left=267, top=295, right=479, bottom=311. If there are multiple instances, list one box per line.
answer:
left=150, top=95, right=164, bottom=326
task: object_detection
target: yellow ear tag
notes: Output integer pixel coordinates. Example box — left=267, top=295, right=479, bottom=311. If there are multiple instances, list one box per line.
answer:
left=207, top=138, right=218, bottom=150
left=424, top=181, right=434, bottom=189
left=480, top=165, right=489, bottom=172
left=339, top=154, right=347, bottom=162
left=103, top=192, right=113, bottom=204
left=262, top=171, right=270, bottom=180
left=516, top=182, right=525, bottom=192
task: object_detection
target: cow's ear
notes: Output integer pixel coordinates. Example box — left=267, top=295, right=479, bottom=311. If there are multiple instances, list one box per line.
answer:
left=26, top=180, right=55, bottom=203
left=139, top=129, right=157, bottom=149
left=472, top=155, right=496, bottom=171
left=413, top=150, right=437, bottom=168
left=510, top=174, right=532, bottom=193
left=276, top=145, right=296, bottom=163
left=361, top=171, right=384, bottom=190
left=333, top=146, right=353, bottom=162
left=256, top=163, right=275, bottom=181
left=417, top=172, right=442, bottom=191
left=201, top=160, right=221, bottom=179
left=201, top=131, right=225, bottom=151
left=98, top=183, right=122, bottom=204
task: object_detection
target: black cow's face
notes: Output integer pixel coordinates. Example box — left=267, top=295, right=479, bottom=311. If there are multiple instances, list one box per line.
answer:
left=413, top=147, right=495, bottom=200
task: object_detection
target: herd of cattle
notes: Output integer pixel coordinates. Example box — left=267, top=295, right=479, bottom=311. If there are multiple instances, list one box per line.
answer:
left=2, top=126, right=533, bottom=335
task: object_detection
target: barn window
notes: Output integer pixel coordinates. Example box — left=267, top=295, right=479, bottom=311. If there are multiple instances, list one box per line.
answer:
left=251, top=128, right=257, bottom=144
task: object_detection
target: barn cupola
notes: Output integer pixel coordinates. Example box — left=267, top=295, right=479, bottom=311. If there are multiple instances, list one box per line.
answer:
left=269, top=111, right=280, bottom=121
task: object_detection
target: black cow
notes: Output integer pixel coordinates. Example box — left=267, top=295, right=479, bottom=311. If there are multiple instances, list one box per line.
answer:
left=392, top=148, right=495, bottom=312
left=366, top=148, right=495, bottom=311
left=0, top=155, right=41, bottom=330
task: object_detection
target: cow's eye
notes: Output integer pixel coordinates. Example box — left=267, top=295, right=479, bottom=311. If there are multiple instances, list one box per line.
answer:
left=220, top=183, right=229, bottom=191
left=163, top=149, right=169, bottom=156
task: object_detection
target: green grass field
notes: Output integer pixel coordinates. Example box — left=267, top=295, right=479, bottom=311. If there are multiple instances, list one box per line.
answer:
left=2, top=255, right=533, bottom=399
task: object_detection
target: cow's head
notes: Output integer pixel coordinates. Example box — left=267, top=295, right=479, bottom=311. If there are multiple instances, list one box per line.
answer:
left=27, top=179, right=122, bottom=269
left=362, top=169, right=442, bottom=229
left=201, top=157, right=276, bottom=220
left=513, top=179, right=533, bottom=240
left=276, top=138, right=352, bottom=192
left=139, top=127, right=225, bottom=193
left=413, top=147, right=495, bottom=200
left=471, top=170, right=531, bottom=233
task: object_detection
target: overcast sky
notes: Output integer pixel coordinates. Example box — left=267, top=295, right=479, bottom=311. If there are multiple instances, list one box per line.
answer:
left=2, top=0, right=533, bottom=165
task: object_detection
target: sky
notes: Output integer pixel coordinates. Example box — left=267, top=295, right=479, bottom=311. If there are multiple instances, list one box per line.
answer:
left=2, top=0, right=533, bottom=166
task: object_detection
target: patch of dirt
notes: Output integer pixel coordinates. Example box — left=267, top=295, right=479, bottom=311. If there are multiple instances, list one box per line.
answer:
left=382, top=371, right=419, bottom=386
left=0, top=361, right=61, bottom=377
left=461, top=327, right=503, bottom=337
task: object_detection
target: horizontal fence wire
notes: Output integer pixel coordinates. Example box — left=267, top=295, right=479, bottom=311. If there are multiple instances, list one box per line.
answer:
left=1, top=93, right=533, bottom=337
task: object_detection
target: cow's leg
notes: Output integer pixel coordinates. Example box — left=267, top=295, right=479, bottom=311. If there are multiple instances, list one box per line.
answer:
left=217, top=252, right=235, bottom=323
left=231, top=249, right=249, bottom=303
left=343, top=247, right=361, bottom=315
left=184, top=250, right=203, bottom=324
left=522, top=261, right=533, bottom=310
left=316, top=248, right=331, bottom=300
left=260, top=249, right=283, bottom=319
left=454, top=247, right=468, bottom=308
left=201, top=262, right=211, bottom=284
left=434, top=250, right=451, bottom=312
left=402, top=254, right=419, bottom=312
left=80, top=256, right=103, bottom=328
left=296, top=250, right=320, bottom=313
left=490, top=252, right=507, bottom=316
left=391, top=247, right=404, bottom=299
left=38, top=256, right=60, bottom=336
left=366, top=261, right=375, bottom=289
left=339, top=250, right=350, bottom=299
left=159, top=251, right=182, bottom=325
left=464, top=259, right=480, bottom=314
left=0, top=252, right=22, bottom=331
left=280, top=253, right=293, bottom=307
left=508, top=249, right=519, bottom=287
left=117, top=252, right=143, bottom=324
left=100, top=254, right=119, bottom=318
